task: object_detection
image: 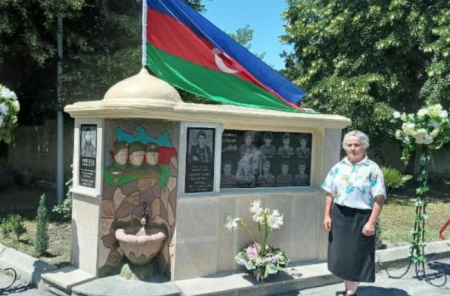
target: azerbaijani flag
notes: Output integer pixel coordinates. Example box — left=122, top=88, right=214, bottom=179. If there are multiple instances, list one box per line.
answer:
left=144, top=0, right=307, bottom=113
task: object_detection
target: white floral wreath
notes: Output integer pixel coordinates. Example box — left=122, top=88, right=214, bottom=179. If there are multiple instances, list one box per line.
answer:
left=0, top=84, right=20, bottom=144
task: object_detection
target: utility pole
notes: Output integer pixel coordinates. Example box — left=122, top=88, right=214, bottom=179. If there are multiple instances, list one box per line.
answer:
left=56, top=12, right=64, bottom=204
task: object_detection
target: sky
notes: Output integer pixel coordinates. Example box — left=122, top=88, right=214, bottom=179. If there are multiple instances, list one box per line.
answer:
left=202, top=0, right=293, bottom=70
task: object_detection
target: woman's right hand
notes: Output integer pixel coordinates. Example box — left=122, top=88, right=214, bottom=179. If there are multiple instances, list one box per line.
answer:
left=323, top=215, right=332, bottom=231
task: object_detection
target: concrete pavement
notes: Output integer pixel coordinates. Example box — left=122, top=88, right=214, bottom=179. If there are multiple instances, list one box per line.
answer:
left=275, top=257, right=450, bottom=296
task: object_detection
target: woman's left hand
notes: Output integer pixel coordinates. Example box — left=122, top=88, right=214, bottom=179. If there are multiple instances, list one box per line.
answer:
left=362, top=221, right=376, bottom=236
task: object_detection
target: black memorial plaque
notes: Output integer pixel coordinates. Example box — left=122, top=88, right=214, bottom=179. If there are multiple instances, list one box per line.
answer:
left=221, top=130, right=312, bottom=188
left=185, top=128, right=215, bottom=193
left=79, top=124, right=97, bottom=188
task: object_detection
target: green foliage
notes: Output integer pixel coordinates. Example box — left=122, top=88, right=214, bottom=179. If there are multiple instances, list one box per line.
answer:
left=0, top=0, right=206, bottom=124
left=228, top=25, right=266, bottom=61
left=281, top=0, right=450, bottom=144
left=375, top=219, right=384, bottom=250
left=1, top=214, right=27, bottom=241
left=34, top=194, right=49, bottom=256
left=381, top=166, right=413, bottom=194
left=53, top=178, right=73, bottom=221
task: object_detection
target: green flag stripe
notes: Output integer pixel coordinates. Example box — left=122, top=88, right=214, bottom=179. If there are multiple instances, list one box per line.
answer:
left=146, top=43, right=297, bottom=113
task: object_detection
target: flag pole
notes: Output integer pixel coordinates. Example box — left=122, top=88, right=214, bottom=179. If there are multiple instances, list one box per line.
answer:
left=142, top=0, right=147, bottom=68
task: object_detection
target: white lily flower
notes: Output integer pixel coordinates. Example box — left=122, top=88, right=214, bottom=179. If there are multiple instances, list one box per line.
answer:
left=393, top=111, right=401, bottom=119
left=440, top=110, right=448, bottom=119
left=267, top=209, right=284, bottom=229
left=252, top=212, right=264, bottom=223
left=249, top=199, right=262, bottom=214
left=225, top=216, right=240, bottom=232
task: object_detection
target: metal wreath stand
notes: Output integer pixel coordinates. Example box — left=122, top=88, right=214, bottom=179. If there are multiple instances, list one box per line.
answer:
left=385, top=148, right=447, bottom=287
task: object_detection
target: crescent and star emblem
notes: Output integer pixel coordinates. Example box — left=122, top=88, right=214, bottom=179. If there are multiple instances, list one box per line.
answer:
left=212, top=48, right=239, bottom=74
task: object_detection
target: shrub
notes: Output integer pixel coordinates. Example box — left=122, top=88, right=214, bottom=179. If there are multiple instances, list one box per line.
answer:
left=1, top=214, right=26, bottom=241
left=52, top=178, right=73, bottom=221
left=34, top=194, right=49, bottom=256
left=376, top=219, right=385, bottom=250
left=381, top=166, right=413, bottom=194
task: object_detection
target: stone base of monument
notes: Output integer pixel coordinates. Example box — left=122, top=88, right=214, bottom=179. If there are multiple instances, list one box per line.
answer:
left=119, top=261, right=157, bottom=280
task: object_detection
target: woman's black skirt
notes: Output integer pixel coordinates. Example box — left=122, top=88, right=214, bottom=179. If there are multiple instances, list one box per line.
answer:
left=328, top=203, right=375, bottom=282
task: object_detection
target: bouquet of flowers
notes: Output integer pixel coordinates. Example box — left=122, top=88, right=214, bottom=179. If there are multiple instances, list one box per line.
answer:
left=0, top=84, right=20, bottom=144
left=225, top=200, right=289, bottom=282
left=393, top=104, right=450, bottom=164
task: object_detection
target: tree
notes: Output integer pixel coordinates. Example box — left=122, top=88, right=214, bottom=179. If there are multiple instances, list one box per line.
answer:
left=34, top=194, right=49, bottom=256
left=0, top=0, right=206, bottom=125
left=228, top=25, right=266, bottom=61
left=281, top=0, right=450, bottom=144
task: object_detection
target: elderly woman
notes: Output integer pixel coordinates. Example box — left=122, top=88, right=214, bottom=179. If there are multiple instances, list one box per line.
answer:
left=322, top=130, right=386, bottom=296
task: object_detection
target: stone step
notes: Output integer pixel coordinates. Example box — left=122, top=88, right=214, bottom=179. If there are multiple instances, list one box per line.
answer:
left=42, top=265, right=96, bottom=296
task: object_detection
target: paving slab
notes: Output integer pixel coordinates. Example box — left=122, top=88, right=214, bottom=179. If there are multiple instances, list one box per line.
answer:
left=71, top=275, right=181, bottom=296
left=274, top=257, right=450, bottom=296
left=0, top=244, right=57, bottom=287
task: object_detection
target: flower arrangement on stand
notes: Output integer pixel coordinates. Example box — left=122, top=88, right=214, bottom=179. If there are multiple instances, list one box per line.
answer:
left=0, top=84, right=20, bottom=144
left=393, top=104, right=450, bottom=266
left=225, top=200, right=289, bottom=282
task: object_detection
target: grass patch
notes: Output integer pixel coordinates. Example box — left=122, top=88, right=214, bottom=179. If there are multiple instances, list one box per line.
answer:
left=380, top=179, right=450, bottom=247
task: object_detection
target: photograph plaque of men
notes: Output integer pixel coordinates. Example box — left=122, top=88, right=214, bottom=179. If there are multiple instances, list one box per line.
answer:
left=221, top=130, right=312, bottom=188
left=79, top=124, right=97, bottom=188
left=185, top=128, right=215, bottom=193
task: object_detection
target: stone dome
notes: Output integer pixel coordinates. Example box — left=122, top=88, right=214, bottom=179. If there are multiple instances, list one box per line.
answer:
left=103, top=68, right=182, bottom=103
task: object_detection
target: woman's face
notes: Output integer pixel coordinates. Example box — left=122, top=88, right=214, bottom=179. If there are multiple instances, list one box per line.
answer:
left=344, top=136, right=365, bottom=164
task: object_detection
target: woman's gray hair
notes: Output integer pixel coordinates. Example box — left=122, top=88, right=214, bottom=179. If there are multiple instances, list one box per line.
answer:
left=342, top=130, right=370, bottom=149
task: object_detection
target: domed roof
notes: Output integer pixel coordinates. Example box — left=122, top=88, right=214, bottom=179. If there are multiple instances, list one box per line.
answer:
left=103, top=68, right=182, bottom=103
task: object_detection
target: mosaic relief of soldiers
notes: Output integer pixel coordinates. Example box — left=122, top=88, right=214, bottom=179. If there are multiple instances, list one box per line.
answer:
left=108, top=141, right=162, bottom=179
left=236, top=131, right=265, bottom=177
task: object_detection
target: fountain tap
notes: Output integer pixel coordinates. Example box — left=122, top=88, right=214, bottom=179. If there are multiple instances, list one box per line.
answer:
left=140, top=202, right=149, bottom=226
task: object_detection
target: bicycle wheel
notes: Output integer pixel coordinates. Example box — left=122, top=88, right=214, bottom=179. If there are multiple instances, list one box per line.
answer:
left=0, top=268, right=17, bottom=290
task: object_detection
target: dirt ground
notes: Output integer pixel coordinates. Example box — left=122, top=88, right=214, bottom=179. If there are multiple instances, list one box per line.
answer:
left=0, top=186, right=71, bottom=266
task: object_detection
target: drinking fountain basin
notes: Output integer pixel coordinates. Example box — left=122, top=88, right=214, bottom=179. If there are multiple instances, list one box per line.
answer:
left=115, top=225, right=167, bottom=266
